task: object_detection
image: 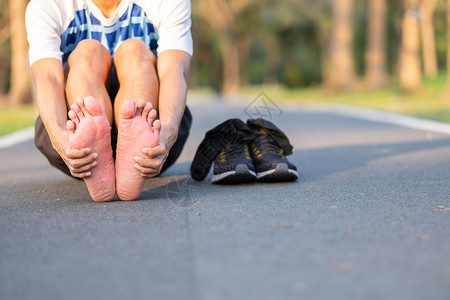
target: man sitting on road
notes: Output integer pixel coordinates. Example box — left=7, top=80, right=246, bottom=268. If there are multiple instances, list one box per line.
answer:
left=26, top=0, right=193, bottom=201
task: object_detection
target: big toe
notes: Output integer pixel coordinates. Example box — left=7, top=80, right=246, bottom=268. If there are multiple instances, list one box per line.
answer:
left=119, top=100, right=136, bottom=120
left=84, top=96, right=105, bottom=117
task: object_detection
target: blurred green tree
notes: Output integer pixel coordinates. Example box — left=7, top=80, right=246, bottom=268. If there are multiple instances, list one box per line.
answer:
left=325, top=0, right=356, bottom=91
left=194, top=0, right=254, bottom=94
left=0, top=0, right=10, bottom=99
left=260, top=0, right=328, bottom=87
left=447, top=0, right=450, bottom=93
left=1, top=0, right=445, bottom=99
left=8, top=0, right=32, bottom=105
left=364, top=0, right=389, bottom=89
left=399, top=0, right=422, bottom=93
left=420, top=0, right=438, bottom=78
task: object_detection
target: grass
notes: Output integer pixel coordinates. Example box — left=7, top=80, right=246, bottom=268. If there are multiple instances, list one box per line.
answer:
left=242, top=73, right=450, bottom=123
left=0, top=103, right=37, bottom=136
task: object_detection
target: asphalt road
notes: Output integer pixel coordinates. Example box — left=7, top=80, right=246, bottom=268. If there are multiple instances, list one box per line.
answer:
left=1, top=95, right=450, bottom=300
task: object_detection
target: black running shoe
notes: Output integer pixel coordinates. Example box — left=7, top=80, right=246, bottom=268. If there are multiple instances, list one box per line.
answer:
left=250, top=127, right=298, bottom=182
left=212, top=144, right=257, bottom=184
left=191, top=119, right=255, bottom=181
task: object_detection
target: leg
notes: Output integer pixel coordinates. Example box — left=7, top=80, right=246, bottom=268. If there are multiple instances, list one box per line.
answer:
left=113, top=40, right=160, bottom=201
left=113, top=39, right=159, bottom=122
left=65, top=40, right=115, bottom=202
left=66, top=39, right=114, bottom=125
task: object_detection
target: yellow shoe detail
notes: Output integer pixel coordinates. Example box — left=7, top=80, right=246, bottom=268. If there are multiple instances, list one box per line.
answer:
left=219, top=149, right=226, bottom=162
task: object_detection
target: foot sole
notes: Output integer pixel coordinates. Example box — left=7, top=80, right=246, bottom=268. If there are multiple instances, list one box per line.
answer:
left=257, top=163, right=298, bottom=182
left=212, top=164, right=257, bottom=184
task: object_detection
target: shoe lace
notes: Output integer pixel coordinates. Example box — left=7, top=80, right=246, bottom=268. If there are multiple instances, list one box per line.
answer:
left=221, top=144, right=250, bottom=160
left=253, top=130, right=282, bottom=156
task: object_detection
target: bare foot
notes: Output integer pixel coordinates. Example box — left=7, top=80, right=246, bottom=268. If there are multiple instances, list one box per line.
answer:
left=115, top=99, right=160, bottom=200
left=67, top=97, right=115, bottom=202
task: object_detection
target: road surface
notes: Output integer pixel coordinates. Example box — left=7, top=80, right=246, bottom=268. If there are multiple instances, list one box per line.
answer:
left=1, top=94, right=450, bottom=300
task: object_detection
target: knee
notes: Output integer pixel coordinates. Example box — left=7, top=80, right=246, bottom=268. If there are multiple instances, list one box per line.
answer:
left=68, top=39, right=111, bottom=70
left=114, top=39, right=156, bottom=71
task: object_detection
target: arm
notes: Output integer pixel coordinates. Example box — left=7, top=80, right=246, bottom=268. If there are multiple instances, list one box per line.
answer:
left=158, top=50, right=191, bottom=152
left=137, top=50, right=191, bottom=177
left=31, top=58, right=97, bottom=178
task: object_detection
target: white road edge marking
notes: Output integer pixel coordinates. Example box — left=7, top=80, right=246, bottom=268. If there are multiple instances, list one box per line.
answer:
left=1, top=101, right=450, bottom=150
left=0, top=126, right=34, bottom=149
left=285, top=102, right=450, bottom=135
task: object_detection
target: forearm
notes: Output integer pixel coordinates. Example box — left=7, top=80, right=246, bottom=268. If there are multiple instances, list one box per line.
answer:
left=32, top=59, right=67, bottom=148
left=157, top=51, right=191, bottom=150
left=158, top=70, right=188, bottom=147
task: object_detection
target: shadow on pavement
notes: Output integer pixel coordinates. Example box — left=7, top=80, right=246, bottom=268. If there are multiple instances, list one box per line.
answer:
left=294, top=137, right=450, bottom=181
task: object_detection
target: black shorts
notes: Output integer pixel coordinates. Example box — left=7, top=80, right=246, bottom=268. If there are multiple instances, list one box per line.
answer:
left=34, top=107, right=192, bottom=177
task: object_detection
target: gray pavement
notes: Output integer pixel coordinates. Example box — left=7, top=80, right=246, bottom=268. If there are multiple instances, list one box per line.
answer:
left=1, top=95, right=450, bottom=300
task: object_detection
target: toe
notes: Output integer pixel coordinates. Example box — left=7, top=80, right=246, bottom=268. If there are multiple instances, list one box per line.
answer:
left=66, top=120, right=76, bottom=135
left=148, top=109, right=157, bottom=126
left=84, top=96, right=105, bottom=117
left=68, top=110, right=80, bottom=125
left=153, top=119, right=161, bottom=136
left=76, top=98, right=90, bottom=116
left=71, top=102, right=85, bottom=118
left=136, top=99, right=146, bottom=116
left=119, top=99, right=136, bottom=120
left=142, top=101, right=153, bottom=120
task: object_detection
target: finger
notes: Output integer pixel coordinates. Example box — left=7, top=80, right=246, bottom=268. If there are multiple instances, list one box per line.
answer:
left=134, top=164, right=160, bottom=177
left=66, top=153, right=97, bottom=170
left=133, top=161, right=161, bottom=173
left=134, top=156, right=163, bottom=169
left=66, top=148, right=93, bottom=159
left=141, top=172, right=160, bottom=178
left=70, top=160, right=97, bottom=174
left=71, top=171, right=92, bottom=179
left=67, top=154, right=98, bottom=170
left=142, top=145, right=165, bottom=157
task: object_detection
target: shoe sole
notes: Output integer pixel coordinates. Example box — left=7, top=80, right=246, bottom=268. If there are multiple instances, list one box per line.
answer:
left=212, top=164, right=257, bottom=184
left=257, top=163, right=298, bottom=182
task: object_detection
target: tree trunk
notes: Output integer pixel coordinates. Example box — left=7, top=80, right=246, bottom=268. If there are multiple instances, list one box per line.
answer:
left=326, top=0, right=356, bottom=91
left=220, top=31, right=240, bottom=94
left=395, top=10, right=404, bottom=76
left=399, top=0, right=422, bottom=93
left=193, top=0, right=252, bottom=94
left=263, top=33, right=281, bottom=85
left=420, top=0, right=438, bottom=78
left=446, top=0, right=450, bottom=93
left=365, top=0, right=389, bottom=89
left=237, top=33, right=252, bottom=86
left=9, top=0, right=32, bottom=105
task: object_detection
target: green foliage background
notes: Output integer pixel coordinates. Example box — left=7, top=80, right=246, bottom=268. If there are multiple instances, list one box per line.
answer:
left=189, top=0, right=449, bottom=91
